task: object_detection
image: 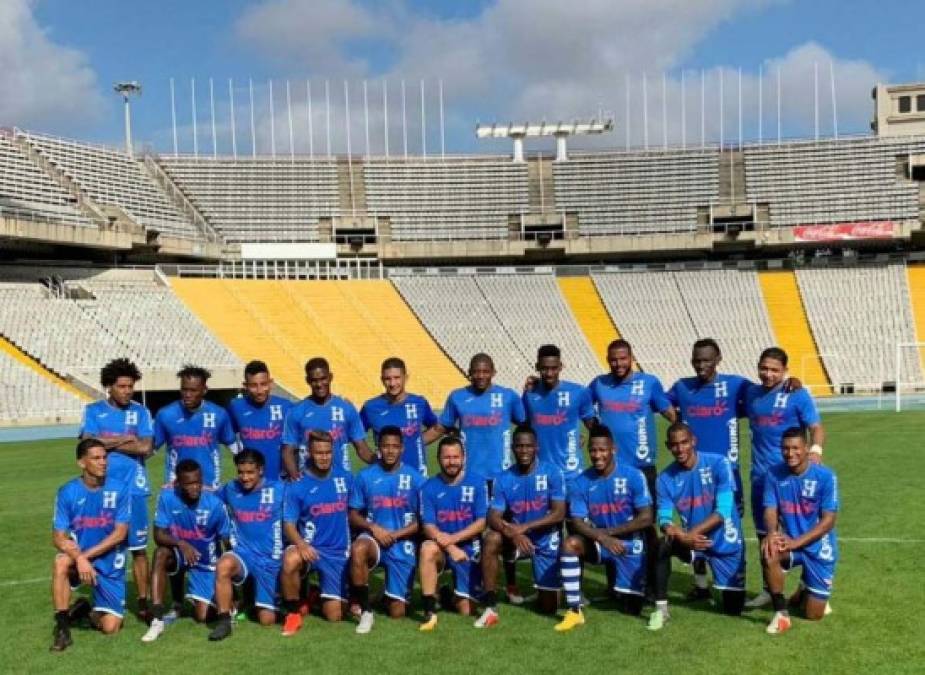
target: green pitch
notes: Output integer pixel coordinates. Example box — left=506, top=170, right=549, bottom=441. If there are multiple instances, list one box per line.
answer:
left=1, top=411, right=922, bottom=674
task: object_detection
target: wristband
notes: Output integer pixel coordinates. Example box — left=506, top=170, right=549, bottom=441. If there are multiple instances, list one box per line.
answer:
left=809, top=444, right=823, bottom=456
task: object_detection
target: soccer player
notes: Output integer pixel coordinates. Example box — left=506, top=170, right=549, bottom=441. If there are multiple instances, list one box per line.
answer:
left=348, top=426, right=424, bottom=634
left=227, top=360, right=293, bottom=480
left=761, top=427, right=839, bottom=635
left=280, top=431, right=354, bottom=635
left=154, top=365, right=236, bottom=491
left=418, top=436, right=489, bottom=631
left=555, top=425, right=652, bottom=631
left=141, top=459, right=231, bottom=642
left=476, top=425, right=565, bottom=628
left=647, top=423, right=746, bottom=631
left=50, top=438, right=131, bottom=651
left=522, top=344, right=597, bottom=481
left=79, top=358, right=154, bottom=621
left=209, top=450, right=286, bottom=641
left=743, top=347, right=824, bottom=609
left=360, top=357, right=439, bottom=476
left=282, top=357, right=373, bottom=479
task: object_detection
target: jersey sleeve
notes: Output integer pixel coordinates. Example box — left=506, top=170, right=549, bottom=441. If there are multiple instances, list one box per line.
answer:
left=421, top=398, right=438, bottom=427
left=438, top=394, right=458, bottom=428
left=649, top=377, right=672, bottom=413
left=510, top=391, right=527, bottom=424
left=474, top=479, right=489, bottom=519
left=420, top=485, right=436, bottom=526
left=283, top=483, right=302, bottom=524
left=666, top=381, right=680, bottom=407
left=218, top=409, right=236, bottom=446
left=359, top=402, right=372, bottom=431
left=345, top=403, right=366, bottom=443
left=153, top=490, right=170, bottom=529
left=348, top=473, right=368, bottom=511
left=489, top=476, right=508, bottom=512
left=762, top=472, right=781, bottom=510
left=52, top=486, right=71, bottom=531
left=78, top=405, right=98, bottom=437
left=227, top=401, right=242, bottom=433
left=115, top=484, right=132, bottom=525
left=795, top=390, right=822, bottom=426
left=137, top=406, right=155, bottom=439
left=549, top=467, right=566, bottom=502
left=153, top=411, right=168, bottom=450
left=578, top=386, right=596, bottom=421
left=567, top=479, right=590, bottom=519
left=656, top=473, right=675, bottom=526
left=215, top=502, right=231, bottom=539
left=631, top=469, right=653, bottom=509
left=820, top=471, right=839, bottom=513
left=281, top=407, right=301, bottom=446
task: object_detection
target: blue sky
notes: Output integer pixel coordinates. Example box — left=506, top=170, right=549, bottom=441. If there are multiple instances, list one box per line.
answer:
left=3, top=0, right=922, bottom=155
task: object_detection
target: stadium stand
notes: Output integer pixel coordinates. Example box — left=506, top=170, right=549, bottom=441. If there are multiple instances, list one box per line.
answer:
left=0, top=335, right=87, bottom=424
left=19, top=132, right=201, bottom=238
left=796, top=263, right=923, bottom=392
left=744, top=136, right=925, bottom=227
left=552, top=149, right=719, bottom=235
left=906, top=264, right=925, bottom=375
left=757, top=270, right=832, bottom=395
left=158, top=157, right=339, bottom=242
left=364, top=158, right=529, bottom=240
left=556, top=276, right=617, bottom=369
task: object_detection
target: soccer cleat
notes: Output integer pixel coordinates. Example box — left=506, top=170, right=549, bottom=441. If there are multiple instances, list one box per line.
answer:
left=554, top=609, right=585, bottom=632
left=745, top=590, right=772, bottom=609
left=506, top=584, right=525, bottom=605
left=163, top=608, right=181, bottom=625
left=473, top=607, right=499, bottom=628
left=685, top=586, right=712, bottom=601
left=824, top=602, right=833, bottom=616
left=141, top=618, right=166, bottom=643
left=766, top=611, right=792, bottom=635
left=68, top=598, right=92, bottom=625
left=208, top=619, right=233, bottom=641
left=419, top=613, right=438, bottom=632
left=50, top=625, right=73, bottom=652
left=646, top=609, right=669, bottom=631
left=356, top=611, right=375, bottom=634
left=281, top=612, right=303, bottom=637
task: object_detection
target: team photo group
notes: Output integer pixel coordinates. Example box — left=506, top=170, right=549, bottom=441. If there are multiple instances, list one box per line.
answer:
left=50, top=337, right=839, bottom=651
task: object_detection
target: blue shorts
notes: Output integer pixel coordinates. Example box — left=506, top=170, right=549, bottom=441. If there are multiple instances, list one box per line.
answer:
left=508, top=534, right=561, bottom=591
left=291, top=546, right=349, bottom=602
left=171, top=547, right=216, bottom=607
left=784, top=550, right=836, bottom=600
left=230, top=549, right=281, bottom=612
left=590, top=538, right=646, bottom=596
left=128, top=494, right=149, bottom=551
left=361, top=534, right=417, bottom=604
left=750, top=473, right=768, bottom=535
left=440, top=540, right=483, bottom=600
left=66, top=557, right=126, bottom=619
left=691, top=545, right=746, bottom=592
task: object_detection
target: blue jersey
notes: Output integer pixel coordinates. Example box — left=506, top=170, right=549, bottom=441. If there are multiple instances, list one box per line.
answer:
left=657, top=453, right=743, bottom=556
left=360, top=393, right=438, bottom=475
left=80, top=399, right=154, bottom=496
left=153, top=487, right=230, bottom=570
left=439, top=385, right=526, bottom=478
left=53, top=476, right=131, bottom=576
left=523, top=380, right=595, bottom=479
left=284, top=467, right=353, bottom=556
left=490, top=461, right=565, bottom=549
left=348, top=463, right=424, bottom=531
left=589, top=372, right=671, bottom=469
left=420, top=471, right=489, bottom=547
left=282, top=395, right=365, bottom=473
left=764, top=464, right=839, bottom=561
left=227, top=394, right=293, bottom=480
left=743, top=384, right=820, bottom=478
left=667, top=374, right=749, bottom=467
left=219, top=478, right=286, bottom=561
left=154, top=400, right=236, bottom=491
left=568, top=464, right=651, bottom=544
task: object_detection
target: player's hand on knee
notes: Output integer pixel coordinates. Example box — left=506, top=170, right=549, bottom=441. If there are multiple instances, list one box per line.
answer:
left=76, top=555, right=96, bottom=586
left=447, top=545, right=468, bottom=563
left=297, top=542, right=319, bottom=563
left=689, top=533, right=711, bottom=551
left=179, top=542, right=200, bottom=566
left=371, top=525, right=394, bottom=548
left=599, top=535, right=625, bottom=556
left=434, top=531, right=452, bottom=549
left=513, top=533, right=534, bottom=556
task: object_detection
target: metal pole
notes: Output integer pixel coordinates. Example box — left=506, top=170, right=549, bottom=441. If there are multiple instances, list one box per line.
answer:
left=229, top=78, right=237, bottom=159
left=401, top=79, right=408, bottom=158
left=420, top=79, right=426, bottom=157
left=306, top=80, right=314, bottom=158
left=700, top=69, right=705, bottom=149
left=895, top=343, right=901, bottom=412
left=383, top=80, right=389, bottom=158
left=269, top=79, right=276, bottom=158
left=777, top=66, right=781, bottom=147
left=439, top=78, right=445, bottom=161
left=363, top=79, right=370, bottom=159
left=758, top=65, right=763, bottom=144
left=122, top=94, right=133, bottom=157
left=738, top=67, right=742, bottom=148
left=642, top=73, right=648, bottom=150
left=170, top=78, right=178, bottom=156
left=209, top=78, right=217, bottom=158
left=191, top=78, right=198, bottom=157
left=718, top=69, right=724, bottom=148
left=681, top=70, right=686, bottom=149
left=830, top=60, right=838, bottom=139
left=624, top=73, right=630, bottom=149
left=814, top=61, right=819, bottom=142
left=325, top=80, right=331, bottom=158
left=286, top=80, right=294, bottom=160
left=662, top=71, right=668, bottom=149
left=249, top=78, right=256, bottom=157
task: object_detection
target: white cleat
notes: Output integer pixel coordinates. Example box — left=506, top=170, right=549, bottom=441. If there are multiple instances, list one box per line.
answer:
left=141, top=618, right=165, bottom=643
left=745, top=590, right=772, bottom=609
left=473, top=607, right=499, bottom=628
left=356, top=611, right=375, bottom=634
left=824, top=602, right=833, bottom=616
left=766, top=611, right=792, bottom=635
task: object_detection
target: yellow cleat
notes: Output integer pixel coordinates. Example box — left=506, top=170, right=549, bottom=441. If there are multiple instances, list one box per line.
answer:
left=554, top=609, right=585, bottom=632
left=419, top=614, right=438, bottom=632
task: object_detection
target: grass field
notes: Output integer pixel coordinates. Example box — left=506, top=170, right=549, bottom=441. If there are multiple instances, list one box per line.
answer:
left=1, top=410, right=923, bottom=674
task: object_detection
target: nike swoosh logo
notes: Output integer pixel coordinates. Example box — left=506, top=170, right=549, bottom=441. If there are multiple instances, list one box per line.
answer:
left=77, top=499, right=86, bottom=505
left=379, top=410, right=389, bottom=416
left=243, top=411, right=253, bottom=416
left=464, top=397, right=474, bottom=403
left=310, top=487, right=318, bottom=494
left=437, top=492, right=446, bottom=498
left=171, top=509, right=182, bottom=514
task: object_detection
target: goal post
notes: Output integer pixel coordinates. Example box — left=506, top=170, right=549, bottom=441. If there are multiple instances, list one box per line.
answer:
left=894, top=342, right=925, bottom=412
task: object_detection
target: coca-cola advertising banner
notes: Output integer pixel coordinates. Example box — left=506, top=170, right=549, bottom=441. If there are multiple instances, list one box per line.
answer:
left=792, top=221, right=896, bottom=242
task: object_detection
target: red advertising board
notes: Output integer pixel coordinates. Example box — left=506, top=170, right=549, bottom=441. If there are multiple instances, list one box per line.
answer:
left=792, top=221, right=896, bottom=242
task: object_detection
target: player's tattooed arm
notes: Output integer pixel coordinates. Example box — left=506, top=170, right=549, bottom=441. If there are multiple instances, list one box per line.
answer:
left=349, top=508, right=394, bottom=547
left=154, top=525, right=200, bottom=565
left=421, top=424, right=447, bottom=446
left=391, top=515, right=420, bottom=542
left=780, top=510, right=836, bottom=552
left=79, top=432, right=151, bottom=457
left=682, top=513, right=722, bottom=550
left=283, top=521, right=319, bottom=562
left=604, top=505, right=653, bottom=539
left=518, top=499, right=566, bottom=536
left=444, top=517, right=487, bottom=547
left=53, top=530, right=81, bottom=561
left=353, top=438, right=376, bottom=465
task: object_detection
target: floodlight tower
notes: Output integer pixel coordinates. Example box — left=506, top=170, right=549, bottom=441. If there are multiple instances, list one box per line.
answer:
left=476, top=118, right=614, bottom=162
left=114, top=81, right=142, bottom=157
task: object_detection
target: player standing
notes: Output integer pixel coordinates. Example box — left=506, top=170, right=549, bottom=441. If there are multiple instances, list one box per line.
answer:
left=647, top=423, right=746, bottom=631
left=555, top=425, right=652, bottom=631
left=227, top=360, right=293, bottom=480
left=141, top=459, right=230, bottom=642
left=79, top=358, right=154, bottom=622
left=209, top=450, right=286, bottom=641
left=476, top=425, right=565, bottom=627
left=348, top=426, right=424, bottom=634
left=282, top=357, right=373, bottom=479
left=280, top=431, right=354, bottom=635
left=154, top=365, right=235, bottom=491
left=361, top=357, right=439, bottom=476
left=762, top=428, right=839, bottom=635
left=50, top=438, right=130, bottom=651
left=418, top=436, right=488, bottom=631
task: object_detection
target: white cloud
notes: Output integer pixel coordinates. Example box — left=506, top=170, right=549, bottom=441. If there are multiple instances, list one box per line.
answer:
left=0, top=0, right=105, bottom=131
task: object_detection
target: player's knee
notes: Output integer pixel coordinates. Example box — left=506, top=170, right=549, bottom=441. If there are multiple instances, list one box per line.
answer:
left=193, top=603, right=211, bottom=623
left=282, top=547, right=302, bottom=572
left=98, top=615, right=122, bottom=634
left=215, top=554, right=237, bottom=579
left=322, top=601, right=343, bottom=622
left=153, top=546, right=172, bottom=568
left=483, top=530, right=502, bottom=552
left=562, top=535, right=583, bottom=555
left=804, top=597, right=828, bottom=621
left=53, top=555, right=73, bottom=576
left=420, top=540, right=441, bottom=562
left=387, top=600, right=407, bottom=618
left=257, top=610, right=277, bottom=626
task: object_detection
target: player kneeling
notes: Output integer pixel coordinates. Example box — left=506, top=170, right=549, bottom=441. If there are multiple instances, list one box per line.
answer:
left=556, top=425, right=653, bottom=631
left=418, top=436, right=488, bottom=631
left=761, top=427, right=839, bottom=635
left=280, top=431, right=354, bottom=635
left=476, top=425, right=565, bottom=627
left=648, top=423, right=746, bottom=631
left=141, top=460, right=230, bottom=642
left=51, top=439, right=131, bottom=651
left=209, top=450, right=286, bottom=641
left=349, top=426, right=424, bottom=634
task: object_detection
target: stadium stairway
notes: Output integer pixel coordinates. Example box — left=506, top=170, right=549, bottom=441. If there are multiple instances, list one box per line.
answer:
left=170, top=278, right=462, bottom=405
left=556, top=276, right=619, bottom=370
left=757, top=270, right=832, bottom=396
left=0, top=334, right=90, bottom=402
